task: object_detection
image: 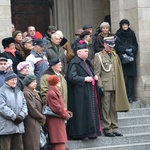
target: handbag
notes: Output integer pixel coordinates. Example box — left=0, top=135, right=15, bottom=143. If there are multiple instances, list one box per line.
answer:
left=121, top=53, right=134, bottom=64
left=40, top=127, right=47, bottom=148
left=43, top=106, right=60, bottom=117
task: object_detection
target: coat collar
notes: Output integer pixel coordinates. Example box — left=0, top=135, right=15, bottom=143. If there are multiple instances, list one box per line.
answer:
left=48, top=86, right=61, bottom=97
left=74, top=55, right=93, bottom=76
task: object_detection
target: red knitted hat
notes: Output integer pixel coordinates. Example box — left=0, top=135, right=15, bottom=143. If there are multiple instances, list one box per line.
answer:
left=48, top=75, right=60, bottom=86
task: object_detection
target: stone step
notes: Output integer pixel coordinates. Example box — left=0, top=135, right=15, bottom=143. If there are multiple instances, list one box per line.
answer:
left=118, top=115, right=150, bottom=126
left=70, top=142, right=150, bottom=150
left=67, top=132, right=150, bottom=149
left=118, top=108, right=150, bottom=118
left=119, top=124, right=150, bottom=134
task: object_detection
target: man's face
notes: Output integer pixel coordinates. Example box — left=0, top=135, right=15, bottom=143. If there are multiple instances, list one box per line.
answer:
left=34, top=45, right=44, bottom=54
left=0, top=61, right=7, bottom=71
left=104, top=43, right=113, bottom=52
left=51, top=62, right=62, bottom=73
left=6, top=78, right=17, bottom=88
left=51, top=35, right=61, bottom=45
left=28, top=27, right=36, bottom=36
left=48, top=30, right=56, bottom=36
left=78, top=49, right=89, bottom=60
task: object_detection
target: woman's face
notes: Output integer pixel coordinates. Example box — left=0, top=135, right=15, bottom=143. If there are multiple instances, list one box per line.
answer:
left=28, top=80, right=37, bottom=89
left=20, top=65, right=29, bottom=75
left=101, top=26, right=109, bottom=34
left=24, top=41, right=33, bottom=50
left=15, top=33, right=23, bottom=41
left=122, top=24, right=129, bottom=30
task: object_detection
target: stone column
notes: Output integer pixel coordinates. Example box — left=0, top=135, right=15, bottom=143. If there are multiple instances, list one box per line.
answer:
left=110, top=0, right=150, bottom=106
left=0, top=1, right=12, bottom=51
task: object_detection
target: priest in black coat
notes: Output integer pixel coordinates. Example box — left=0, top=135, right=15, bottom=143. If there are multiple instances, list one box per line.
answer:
left=66, top=40, right=101, bottom=140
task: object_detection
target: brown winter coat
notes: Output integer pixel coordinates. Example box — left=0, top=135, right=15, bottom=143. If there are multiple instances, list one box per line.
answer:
left=46, top=86, right=68, bottom=144
left=23, top=86, right=46, bottom=150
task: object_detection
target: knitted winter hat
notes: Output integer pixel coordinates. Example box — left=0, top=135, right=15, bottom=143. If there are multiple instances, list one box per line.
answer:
left=5, top=70, right=17, bottom=81
left=119, top=19, right=130, bottom=28
left=23, top=74, right=36, bottom=86
left=12, top=30, right=22, bottom=39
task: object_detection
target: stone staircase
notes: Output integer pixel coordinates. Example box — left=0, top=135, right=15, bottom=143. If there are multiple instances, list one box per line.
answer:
left=67, top=101, right=150, bottom=150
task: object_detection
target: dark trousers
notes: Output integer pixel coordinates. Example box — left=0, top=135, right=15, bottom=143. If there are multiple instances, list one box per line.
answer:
left=0, top=133, right=23, bottom=150
left=124, top=76, right=134, bottom=102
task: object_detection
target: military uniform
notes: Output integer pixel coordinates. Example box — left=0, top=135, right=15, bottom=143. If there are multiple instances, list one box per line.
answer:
left=94, top=50, right=129, bottom=135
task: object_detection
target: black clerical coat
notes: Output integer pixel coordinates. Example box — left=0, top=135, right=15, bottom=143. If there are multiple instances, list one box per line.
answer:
left=66, top=55, right=101, bottom=139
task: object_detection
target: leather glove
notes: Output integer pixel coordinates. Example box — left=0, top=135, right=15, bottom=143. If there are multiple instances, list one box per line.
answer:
left=14, top=115, right=23, bottom=124
left=99, top=87, right=104, bottom=97
left=125, top=48, right=133, bottom=56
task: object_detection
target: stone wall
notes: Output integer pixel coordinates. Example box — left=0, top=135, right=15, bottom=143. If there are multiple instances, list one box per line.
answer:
left=110, top=0, right=150, bottom=106
left=0, top=1, right=12, bottom=51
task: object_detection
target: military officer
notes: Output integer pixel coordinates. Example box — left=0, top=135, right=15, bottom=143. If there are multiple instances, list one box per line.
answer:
left=94, top=36, right=130, bottom=137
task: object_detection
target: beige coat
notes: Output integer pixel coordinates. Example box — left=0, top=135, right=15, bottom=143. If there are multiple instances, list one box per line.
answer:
left=40, top=68, right=68, bottom=108
left=94, top=51, right=130, bottom=112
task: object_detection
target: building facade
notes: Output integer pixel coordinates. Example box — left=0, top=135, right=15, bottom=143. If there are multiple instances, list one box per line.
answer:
left=0, top=0, right=150, bottom=106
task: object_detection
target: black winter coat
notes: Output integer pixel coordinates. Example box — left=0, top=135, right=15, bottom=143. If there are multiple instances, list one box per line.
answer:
left=66, top=55, right=101, bottom=139
left=0, top=50, right=24, bottom=73
left=114, top=28, right=138, bottom=76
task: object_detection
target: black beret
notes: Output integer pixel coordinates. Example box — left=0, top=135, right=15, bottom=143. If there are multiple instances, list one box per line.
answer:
left=82, top=24, right=93, bottom=30
left=49, top=57, right=61, bottom=66
left=2, top=37, right=15, bottom=48
left=77, top=40, right=88, bottom=50
left=119, top=19, right=130, bottom=27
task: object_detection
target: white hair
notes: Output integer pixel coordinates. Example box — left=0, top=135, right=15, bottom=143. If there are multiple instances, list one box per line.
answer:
left=100, top=22, right=110, bottom=29
left=55, top=30, right=63, bottom=38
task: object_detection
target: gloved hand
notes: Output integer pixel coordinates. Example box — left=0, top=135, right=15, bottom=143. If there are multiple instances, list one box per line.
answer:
left=99, top=87, right=104, bottom=97
left=125, top=48, right=133, bottom=56
left=14, top=115, right=23, bottom=124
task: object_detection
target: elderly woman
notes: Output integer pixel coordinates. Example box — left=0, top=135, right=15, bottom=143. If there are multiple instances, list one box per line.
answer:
left=46, top=75, right=73, bottom=150
left=17, top=61, right=29, bottom=91
left=22, top=74, right=46, bottom=150
left=0, top=37, right=24, bottom=73
left=95, top=22, right=113, bottom=53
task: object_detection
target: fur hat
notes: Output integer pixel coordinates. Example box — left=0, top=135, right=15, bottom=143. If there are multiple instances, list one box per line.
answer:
left=82, top=24, right=93, bottom=30
left=79, top=30, right=91, bottom=39
left=12, top=30, right=22, bottom=39
left=119, top=19, right=130, bottom=28
left=17, top=61, right=29, bottom=71
left=47, top=75, right=60, bottom=86
left=23, top=74, right=36, bottom=86
left=77, top=40, right=88, bottom=50
left=2, top=37, right=15, bottom=48
left=49, top=57, right=61, bottom=66
left=5, top=70, right=17, bottom=81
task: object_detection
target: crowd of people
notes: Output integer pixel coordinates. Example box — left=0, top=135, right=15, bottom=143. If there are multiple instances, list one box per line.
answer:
left=0, top=19, right=138, bottom=150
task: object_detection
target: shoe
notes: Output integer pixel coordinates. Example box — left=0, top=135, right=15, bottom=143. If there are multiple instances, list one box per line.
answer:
left=88, top=136, right=97, bottom=139
left=113, top=132, right=123, bottom=136
left=104, top=133, right=116, bottom=137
